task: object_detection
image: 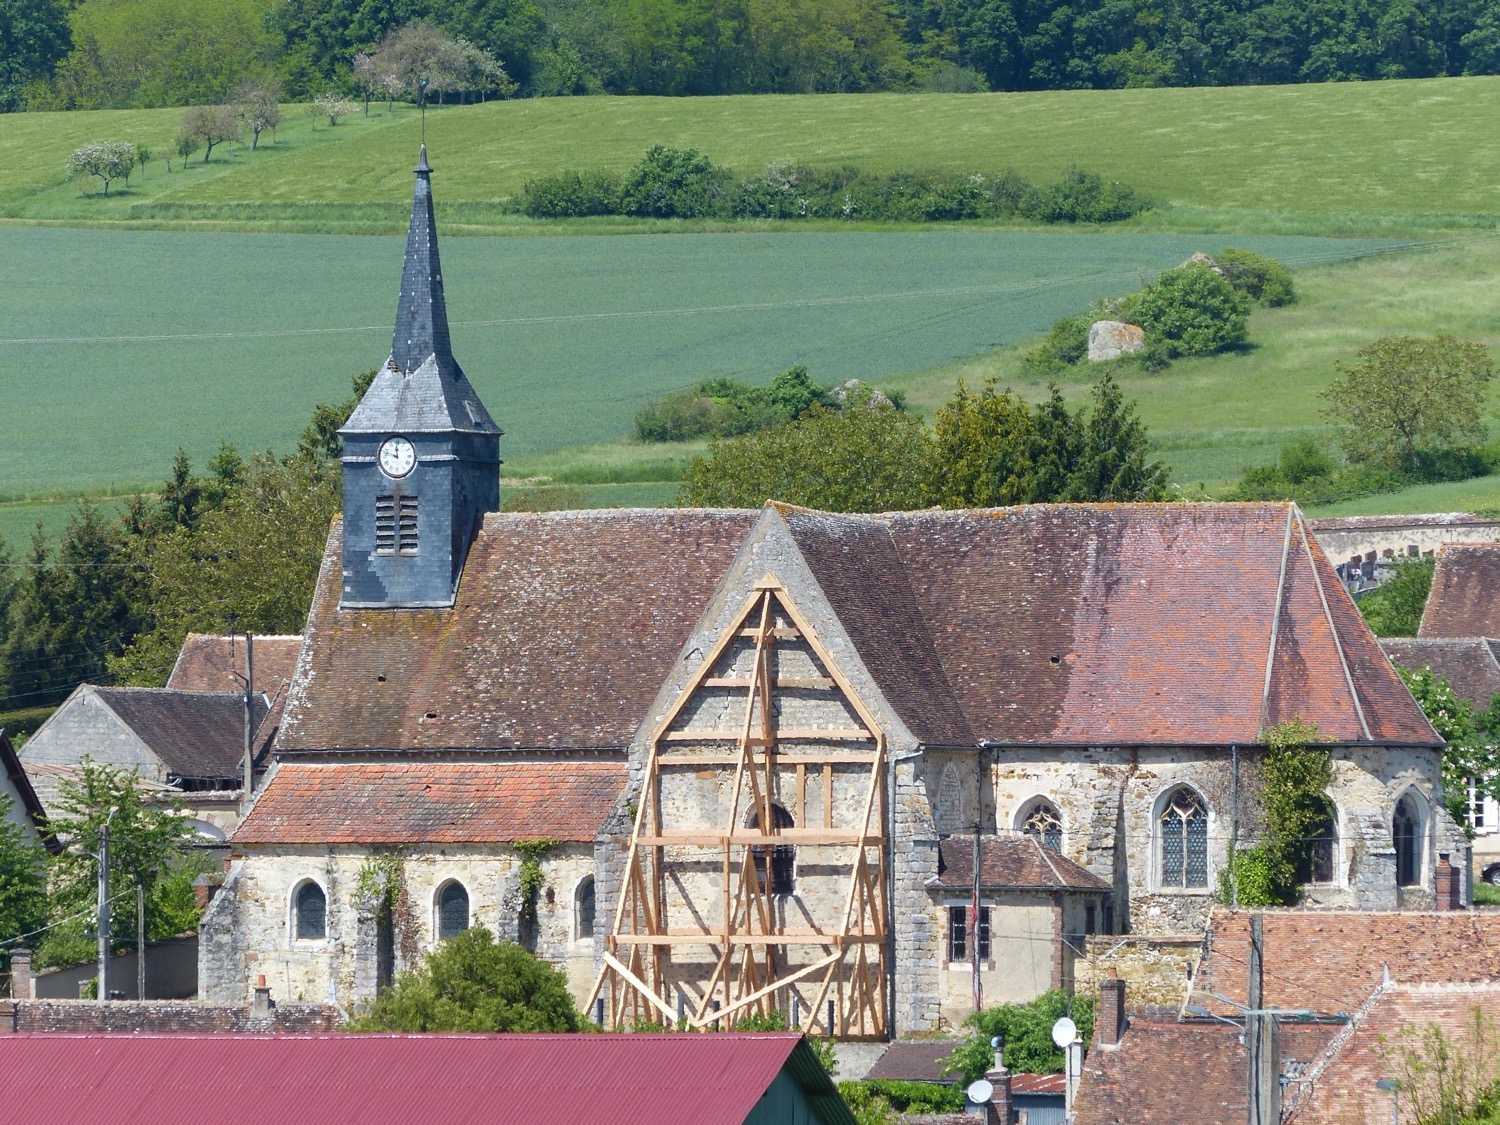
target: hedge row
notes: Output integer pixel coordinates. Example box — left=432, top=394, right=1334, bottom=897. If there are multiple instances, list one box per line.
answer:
left=522, top=146, right=1152, bottom=224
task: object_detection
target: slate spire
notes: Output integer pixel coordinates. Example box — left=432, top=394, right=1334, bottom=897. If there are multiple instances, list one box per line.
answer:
left=392, top=142, right=451, bottom=375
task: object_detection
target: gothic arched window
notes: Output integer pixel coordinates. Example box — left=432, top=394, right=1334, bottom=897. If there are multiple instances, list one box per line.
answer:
left=1394, top=794, right=1422, bottom=887
left=294, top=880, right=327, bottom=940
left=1159, top=788, right=1209, bottom=889
left=1021, top=801, right=1064, bottom=853
left=936, top=763, right=964, bottom=835
left=575, top=876, right=596, bottom=941
left=1295, top=798, right=1338, bottom=885
left=748, top=803, right=796, bottom=896
left=437, top=880, right=469, bottom=941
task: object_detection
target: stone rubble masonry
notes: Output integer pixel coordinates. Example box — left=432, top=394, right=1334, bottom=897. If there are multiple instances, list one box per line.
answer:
left=0, top=999, right=340, bottom=1034
left=1074, top=935, right=1204, bottom=1008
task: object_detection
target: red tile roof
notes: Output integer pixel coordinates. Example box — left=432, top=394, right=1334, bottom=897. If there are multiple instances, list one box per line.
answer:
left=0, top=1032, right=854, bottom=1125
left=1420, top=542, right=1500, bottom=638
left=882, top=504, right=1435, bottom=746
left=167, top=633, right=303, bottom=694
left=1012, top=1073, right=1066, bottom=1095
left=1383, top=637, right=1500, bottom=711
left=279, top=510, right=758, bottom=752
left=235, top=761, right=626, bottom=844
left=932, top=835, right=1109, bottom=892
left=1203, top=910, right=1500, bottom=1019
left=1286, top=983, right=1500, bottom=1123
left=279, top=503, right=1435, bottom=755
left=1072, top=1020, right=1338, bottom=1125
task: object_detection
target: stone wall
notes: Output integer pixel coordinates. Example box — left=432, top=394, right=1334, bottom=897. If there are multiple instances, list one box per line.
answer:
left=1073, top=935, right=1204, bottom=1008
left=1, top=998, right=340, bottom=1034
left=21, top=688, right=163, bottom=784
left=200, top=843, right=597, bottom=1012
left=989, top=743, right=1449, bottom=933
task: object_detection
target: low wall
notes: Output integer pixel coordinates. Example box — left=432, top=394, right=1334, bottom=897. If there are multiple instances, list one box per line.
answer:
left=1, top=998, right=341, bottom=1034
left=1072, top=935, right=1203, bottom=1008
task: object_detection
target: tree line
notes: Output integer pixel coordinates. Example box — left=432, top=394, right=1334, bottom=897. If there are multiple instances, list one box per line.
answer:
left=7, top=0, right=1500, bottom=111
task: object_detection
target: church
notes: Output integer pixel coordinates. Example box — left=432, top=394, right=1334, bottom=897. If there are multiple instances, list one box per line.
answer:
left=199, top=146, right=1461, bottom=1038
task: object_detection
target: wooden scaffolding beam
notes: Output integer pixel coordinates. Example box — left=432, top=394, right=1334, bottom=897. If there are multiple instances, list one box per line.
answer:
left=590, top=576, right=889, bottom=1039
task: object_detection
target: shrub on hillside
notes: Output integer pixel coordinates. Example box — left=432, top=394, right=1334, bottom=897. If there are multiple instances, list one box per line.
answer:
left=619, top=145, right=729, bottom=219
left=1120, top=261, right=1249, bottom=360
left=1218, top=247, right=1297, bottom=306
left=1026, top=167, right=1148, bottom=223
left=1024, top=313, right=1096, bottom=374
left=634, top=366, right=834, bottom=443
left=521, top=169, right=621, bottom=217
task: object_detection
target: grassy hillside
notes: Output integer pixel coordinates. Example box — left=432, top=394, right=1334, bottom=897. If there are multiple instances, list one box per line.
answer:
left=4, top=79, right=1500, bottom=231
left=0, top=225, right=1392, bottom=500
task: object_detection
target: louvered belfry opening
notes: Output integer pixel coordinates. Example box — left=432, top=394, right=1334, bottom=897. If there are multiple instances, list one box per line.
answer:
left=374, top=496, right=419, bottom=555
left=592, top=576, right=890, bottom=1040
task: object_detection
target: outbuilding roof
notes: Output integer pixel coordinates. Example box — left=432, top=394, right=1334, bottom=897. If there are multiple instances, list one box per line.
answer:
left=0, top=1032, right=855, bottom=1125
left=235, top=761, right=626, bottom=844
left=167, top=633, right=303, bottom=695
left=1382, top=636, right=1500, bottom=711
left=277, top=502, right=1436, bottom=756
left=1419, top=542, right=1500, bottom=638
left=931, top=835, right=1110, bottom=892
left=92, top=687, right=267, bottom=779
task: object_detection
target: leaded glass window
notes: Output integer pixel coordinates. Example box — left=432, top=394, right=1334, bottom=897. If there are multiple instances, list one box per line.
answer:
left=1022, top=801, right=1064, bottom=852
left=438, top=881, right=469, bottom=941
left=576, top=876, right=596, bottom=940
left=295, top=881, right=326, bottom=940
left=1395, top=795, right=1421, bottom=887
left=1160, top=789, right=1208, bottom=889
left=1295, top=799, right=1337, bottom=885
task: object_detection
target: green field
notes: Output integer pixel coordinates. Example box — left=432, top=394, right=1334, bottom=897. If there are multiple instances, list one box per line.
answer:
left=0, top=225, right=1401, bottom=500
left=5, top=79, right=1500, bottom=232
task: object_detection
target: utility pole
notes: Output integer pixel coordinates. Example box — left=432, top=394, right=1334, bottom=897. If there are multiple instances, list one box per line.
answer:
left=1246, top=914, right=1280, bottom=1125
left=96, top=819, right=110, bottom=1000
left=136, top=883, right=146, bottom=1001
left=241, top=631, right=255, bottom=811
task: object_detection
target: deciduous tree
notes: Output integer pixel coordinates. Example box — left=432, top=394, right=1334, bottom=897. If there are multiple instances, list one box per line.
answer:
left=311, top=90, right=358, bottom=125
left=233, top=77, right=283, bottom=150
left=0, top=791, right=47, bottom=970
left=347, top=926, right=582, bottom=1032
left=1322, top=334, right=1494, bottom=472
left=64, top=140, right=137, bottom=196
left=179, top=103, right=242, bottom=163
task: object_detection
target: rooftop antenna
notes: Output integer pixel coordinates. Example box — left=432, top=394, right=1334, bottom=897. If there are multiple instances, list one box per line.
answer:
left=419, top=76, right=429, bottom=143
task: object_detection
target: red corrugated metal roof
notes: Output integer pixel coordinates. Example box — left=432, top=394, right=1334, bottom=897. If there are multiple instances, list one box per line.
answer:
left=2, top=1032, right=825, bottom=1125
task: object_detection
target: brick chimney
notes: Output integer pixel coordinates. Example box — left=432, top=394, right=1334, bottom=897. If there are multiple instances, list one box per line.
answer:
left=1098, top=969, right=1126, bottom=1048
left=985, top=1050, right=1012, bottom=1125
left=9, top=948, right=31, bottom=1000
left=1436, top=853, right=1463, bottom=910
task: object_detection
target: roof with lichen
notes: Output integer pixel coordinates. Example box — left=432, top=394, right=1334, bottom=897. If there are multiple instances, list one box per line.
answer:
left=274, top=501, right=1434, bottom=755
left=1419, top=542, right=1500, bottom=638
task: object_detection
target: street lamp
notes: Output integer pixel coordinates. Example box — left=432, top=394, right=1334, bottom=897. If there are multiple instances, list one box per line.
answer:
left=1376, top=1077, right=1400, bottom=1125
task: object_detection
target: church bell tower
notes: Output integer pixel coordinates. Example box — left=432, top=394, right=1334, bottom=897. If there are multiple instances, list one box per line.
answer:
left=339, top=144, right=501, bottom=609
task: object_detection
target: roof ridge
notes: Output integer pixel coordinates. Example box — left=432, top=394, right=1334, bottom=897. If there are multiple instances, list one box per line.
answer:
left=1282, top=981, right=1389, bottom=1121
left=1258, top=506, right=1297, bottom=736
left=1032, top=835, right=1068, bottom=888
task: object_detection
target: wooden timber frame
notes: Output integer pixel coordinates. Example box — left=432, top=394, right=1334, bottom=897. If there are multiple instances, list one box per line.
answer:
left=589, top=575, right=889, bottom=1039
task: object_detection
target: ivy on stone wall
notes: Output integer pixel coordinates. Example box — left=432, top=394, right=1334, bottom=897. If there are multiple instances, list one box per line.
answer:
left=354, top=851, right=403, bottom=916
left=512, top=839, right=558, bottom=924
left=1220, top=720, right=1331, bottom=907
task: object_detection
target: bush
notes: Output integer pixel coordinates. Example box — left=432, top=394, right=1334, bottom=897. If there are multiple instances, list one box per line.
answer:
left=1024, top=313, right=1094, bottom=374
left=1026, top=168, right=1150, bottom=223
left=1358, top=556, right=1435, bottom=637
left=619, top=145, right=729, bottom=219
left=1278, top=436, right=1335, bottom=484
left=522, top=170, right=621, bottom=218
left=1120, top=261, right=1249, bottom=360
left=943, top=991, right=1096, bottom=1082
left=634, top=367, right=832, bottom=443
left=1218, top=247, right=1297, bottom=306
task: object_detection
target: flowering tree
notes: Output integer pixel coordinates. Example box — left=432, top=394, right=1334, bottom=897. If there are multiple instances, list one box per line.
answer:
left=65, top=141, right=136, bottom=196
left=1396, top=664, right=1500, bottom=832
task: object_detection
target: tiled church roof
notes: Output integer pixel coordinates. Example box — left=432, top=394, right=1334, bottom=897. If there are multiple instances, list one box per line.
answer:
left=235, top=761, right=625, bottom=844
left=277, top=502, right=1436, bottom=755
left=278, top=509, right=758, bottom=751
left=1419, top=542, right=1500, bottom=637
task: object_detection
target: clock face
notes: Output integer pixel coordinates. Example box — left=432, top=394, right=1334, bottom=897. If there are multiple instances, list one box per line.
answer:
left=378, top=436, right=416, bottom=479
